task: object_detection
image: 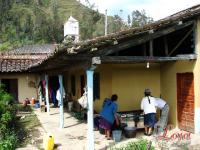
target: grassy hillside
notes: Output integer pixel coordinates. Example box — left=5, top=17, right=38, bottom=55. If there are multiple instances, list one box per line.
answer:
left=0, top=0, right=123, bottom=51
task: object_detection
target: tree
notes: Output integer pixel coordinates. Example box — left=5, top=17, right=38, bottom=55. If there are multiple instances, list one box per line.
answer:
left=79, top=0, right=101, bottom=39
left=108, top=15, right=123, bottom=33
left=131, top=10, right=153, bottom=27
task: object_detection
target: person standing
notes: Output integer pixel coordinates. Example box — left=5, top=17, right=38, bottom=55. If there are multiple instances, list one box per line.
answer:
left=141, top=89, right=157, bottom=136
left=99, top=94, right=119, bottom=140
left=155, top=98, right=169, bottom=133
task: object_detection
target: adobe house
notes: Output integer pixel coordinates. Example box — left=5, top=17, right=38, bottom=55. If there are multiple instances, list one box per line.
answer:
left=1, top=5, right=200, bottom=135
left=0, top=44, right=56, bottom=102
left=30, top=5, right=200, bottom=134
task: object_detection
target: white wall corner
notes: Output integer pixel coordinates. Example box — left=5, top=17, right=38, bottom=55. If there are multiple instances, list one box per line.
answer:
left=195, top=108, right=200, bottom=134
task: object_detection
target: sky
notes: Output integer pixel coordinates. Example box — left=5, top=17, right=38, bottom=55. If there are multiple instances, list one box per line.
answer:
left=79, top=0, right=200, bottom=21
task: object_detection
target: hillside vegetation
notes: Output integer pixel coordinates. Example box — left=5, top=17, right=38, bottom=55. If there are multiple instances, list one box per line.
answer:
left=0, top=0, right=153, bottom=51
left=0, top=0, right=123, bottom=51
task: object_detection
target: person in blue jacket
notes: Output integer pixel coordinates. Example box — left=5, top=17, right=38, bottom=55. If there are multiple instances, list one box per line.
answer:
left=99, top=94, right=119, bottom=140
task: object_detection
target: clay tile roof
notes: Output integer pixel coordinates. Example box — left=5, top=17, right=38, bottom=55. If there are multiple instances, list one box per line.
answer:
left=4, top=44, right=56, bottom=55
left=0, top=59, right=41, bottom=72
left=0, top=44, right=57, bottom=72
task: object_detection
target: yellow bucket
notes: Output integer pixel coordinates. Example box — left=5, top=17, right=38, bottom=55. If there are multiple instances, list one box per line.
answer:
left=43, top=133, right=54, bottom=150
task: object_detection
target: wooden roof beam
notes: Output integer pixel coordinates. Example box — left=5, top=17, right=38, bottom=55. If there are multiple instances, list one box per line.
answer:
left=100, top=55, right=197, bottom=63
left=96, top=21, right=194, bottom=56
left=168, top=27, right=193, bottom=56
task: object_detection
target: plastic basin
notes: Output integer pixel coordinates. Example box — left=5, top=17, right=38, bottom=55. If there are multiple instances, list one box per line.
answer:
left=124, top=127, right=137, bottom=138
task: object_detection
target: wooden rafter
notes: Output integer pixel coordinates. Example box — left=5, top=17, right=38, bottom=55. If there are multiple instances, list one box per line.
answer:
left=168, top=27, right=193, bottom=56
left=95, top=21, right=194, bottom=56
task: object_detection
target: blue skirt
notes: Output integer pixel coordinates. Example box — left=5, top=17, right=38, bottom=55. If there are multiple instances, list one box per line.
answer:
left=144, top=113, right=156, bottom=128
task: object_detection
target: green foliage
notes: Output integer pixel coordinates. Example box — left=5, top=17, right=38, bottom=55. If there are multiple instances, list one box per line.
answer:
left=0, top=0, right=106, bottom=50
left=131, top=10, right=154, bottom=27
left=0, top=131, right=17, bottom=150
left=0, top=84, right=17, bottom=150
left=1, top=112, right=12, bottom=124
left=0, top=85, right=13, bottom=102
left=0, top=0, right=154, bottom=51
left=110, top=139, right=155, bottom=150
left=0, top=42, right=12, bottom=51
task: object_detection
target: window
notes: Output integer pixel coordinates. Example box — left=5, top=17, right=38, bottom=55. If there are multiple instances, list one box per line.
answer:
left=93, top=73, right=100, bottom=99
left=71, top=75, right=76, bottom=96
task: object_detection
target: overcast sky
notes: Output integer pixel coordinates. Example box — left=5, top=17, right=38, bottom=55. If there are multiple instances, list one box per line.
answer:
left=79, top=0, right=200, bottom=21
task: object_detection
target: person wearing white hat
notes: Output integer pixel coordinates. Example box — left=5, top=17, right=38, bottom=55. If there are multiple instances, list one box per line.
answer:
left=141, top=88, right=157, bottom=136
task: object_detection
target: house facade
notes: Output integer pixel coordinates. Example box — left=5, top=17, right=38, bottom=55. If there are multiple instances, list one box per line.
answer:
left=1, top=5, right=200, bottom=134
left=0, top=44, right=56, bottom=102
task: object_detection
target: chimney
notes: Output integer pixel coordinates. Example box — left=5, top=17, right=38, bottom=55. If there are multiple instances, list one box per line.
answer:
left=64, top=16, right=79, bottom=42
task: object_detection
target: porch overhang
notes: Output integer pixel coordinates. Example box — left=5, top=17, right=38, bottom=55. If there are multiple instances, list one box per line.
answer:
left=29, top=5, right=199, bottom=73
left=29, top=53, right=197, bottom=73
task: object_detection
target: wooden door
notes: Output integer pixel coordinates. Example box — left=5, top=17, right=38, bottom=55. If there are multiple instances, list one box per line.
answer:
left=177, top=73, right=194, bottom=133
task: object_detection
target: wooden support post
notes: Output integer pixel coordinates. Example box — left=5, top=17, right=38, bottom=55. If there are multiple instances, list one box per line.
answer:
left=45, top=75, right=50, bottom=115
left=149, top=40, right=153, bottom=56
left=39, top=94, right=42, bottom=107
left=59, top=75, right=64, bottom=129
left=87, top=70, right=94, bottom=150
left=164, top=37, right=169, bottom=56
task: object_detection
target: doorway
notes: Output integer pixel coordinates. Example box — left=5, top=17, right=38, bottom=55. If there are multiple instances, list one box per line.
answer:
left=1, top=79, right=18, bottom=102
left=80, top=75, right=85, bottom=96
left=177, top=73, right=194, bottom=132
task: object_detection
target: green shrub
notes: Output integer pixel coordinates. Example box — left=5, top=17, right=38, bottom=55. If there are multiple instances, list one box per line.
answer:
left=110, top=139, right=155, bottom=150
left=1, top=112, right=12, bottom=124
left=0, top=85, right=13, bottom=102
left=0, top=112, right=13, bottom=136
left=0, top=131, right=17, bottom=150
left=0, top=84, right=17, bottom=150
